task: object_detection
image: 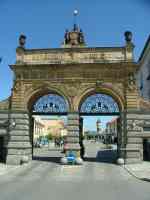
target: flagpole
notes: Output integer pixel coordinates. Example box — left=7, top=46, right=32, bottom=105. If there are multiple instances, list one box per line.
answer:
left=73, top=9, right=79, bottom=30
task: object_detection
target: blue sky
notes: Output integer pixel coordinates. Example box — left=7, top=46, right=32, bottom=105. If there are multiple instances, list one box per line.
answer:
left=0, top=0, right=150, bottom=101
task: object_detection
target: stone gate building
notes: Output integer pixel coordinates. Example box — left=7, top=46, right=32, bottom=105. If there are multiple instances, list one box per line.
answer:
left=0, top=23, right=150, bottom=165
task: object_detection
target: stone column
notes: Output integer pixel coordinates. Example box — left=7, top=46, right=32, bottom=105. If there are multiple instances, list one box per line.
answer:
left=61, top=112, right=83, bottom=164
left=6, top=111, right=32, bottom=165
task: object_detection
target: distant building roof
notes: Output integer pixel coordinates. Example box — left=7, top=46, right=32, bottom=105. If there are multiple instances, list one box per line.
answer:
left=106, top=117, right=118, bottom=126
left=85, top=131, right=98, bottom=136
left=97, top=119, right=101, bottom=123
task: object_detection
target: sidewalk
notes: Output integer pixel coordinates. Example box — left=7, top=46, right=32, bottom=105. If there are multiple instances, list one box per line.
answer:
left=124, top=161, right=150, bottom=182
left=0, top=163, right=19, bottom=176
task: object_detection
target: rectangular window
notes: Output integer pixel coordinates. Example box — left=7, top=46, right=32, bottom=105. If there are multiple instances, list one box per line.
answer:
left=143, top=139, right=150, bottom=161
left=147, top=74, right=150, bottom=80
left=139, top=72, right=143, bottom=90
left=143, top=127, right=150, bottom=131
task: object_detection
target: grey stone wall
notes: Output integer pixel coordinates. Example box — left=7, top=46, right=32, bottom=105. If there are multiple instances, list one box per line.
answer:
left=0, top=111, right=9, bottom=162
left=6, top=111, right=32, bottom=165
left=0, top=112, right=8, bottom=135
left=137, top=45, right=150, bottom=100
left=125, top=111, right=150, bottom=164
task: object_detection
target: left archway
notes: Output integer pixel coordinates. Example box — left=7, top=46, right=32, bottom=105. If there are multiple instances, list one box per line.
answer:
left=27, top=91, right=69, bottom=161
left=27, top=88, right=70, bottom=113
left=30, top=93, right=69, bottom=115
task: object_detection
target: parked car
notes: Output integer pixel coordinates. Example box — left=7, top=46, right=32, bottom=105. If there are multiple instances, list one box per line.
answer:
left=34, top=137, right=49, bottom=148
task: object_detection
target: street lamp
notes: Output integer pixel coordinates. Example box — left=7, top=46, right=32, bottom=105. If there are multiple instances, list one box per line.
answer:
left=0, top=119, right=16, bottom=129
left=11, top=119, right=16, bottom=129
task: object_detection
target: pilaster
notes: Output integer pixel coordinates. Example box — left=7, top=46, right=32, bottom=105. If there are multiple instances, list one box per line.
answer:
left=125, top=111, right=144, bottom=164
left=6, top=111, right=32, bottom=165
left=0, top=111, right=9, bottom=162
left=61, top=112, right=83, bottom=164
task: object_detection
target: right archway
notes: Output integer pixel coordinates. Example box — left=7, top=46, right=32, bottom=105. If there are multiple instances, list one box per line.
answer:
left=78, top=92, right=124, bottom=163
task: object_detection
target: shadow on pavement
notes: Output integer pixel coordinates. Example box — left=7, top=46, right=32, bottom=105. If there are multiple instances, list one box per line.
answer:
left=32, top=156, right=61, bottom=164
left=32, top=149, right=117, bottom=164
left=84, top=149, right=118, bottom=164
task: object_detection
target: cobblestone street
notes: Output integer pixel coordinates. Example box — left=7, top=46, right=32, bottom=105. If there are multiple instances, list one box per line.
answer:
left=0, top=142, right=150, bottom=200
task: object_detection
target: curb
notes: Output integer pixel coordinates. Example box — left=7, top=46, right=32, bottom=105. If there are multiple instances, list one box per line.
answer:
left=0, top=162, right=33, bottom=177
left=123, top=165, right=150, bottom=182
left=0, top=165, right=19, bottom=176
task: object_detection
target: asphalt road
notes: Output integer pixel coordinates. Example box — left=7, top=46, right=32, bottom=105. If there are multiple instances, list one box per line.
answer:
left=0, top=142, right=150, bottom=200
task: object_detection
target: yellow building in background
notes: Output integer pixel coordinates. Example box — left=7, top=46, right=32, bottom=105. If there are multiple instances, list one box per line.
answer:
left=33, top=117, right=67, bottom=139
left=42, top=119, right=67, bottom=138
left=105, top=117, right=118, bottom=143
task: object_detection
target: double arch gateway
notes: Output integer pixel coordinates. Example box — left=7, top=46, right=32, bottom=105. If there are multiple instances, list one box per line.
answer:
left=29, top=88, right=122, bottom=163
left=1, top=31, right=145, bottom=165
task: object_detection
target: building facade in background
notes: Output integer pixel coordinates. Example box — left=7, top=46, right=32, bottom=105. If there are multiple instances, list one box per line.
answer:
left=33, top=116, right=45, bottom=141
left=33, top=117, right=67, bottom=141
left=41, top=118, right=67, bottom=138
left=138, top=35, right=150, bottom=100
left=137, top=35, right=150, bottom=161
left=105, top=117, right=118, bottom=143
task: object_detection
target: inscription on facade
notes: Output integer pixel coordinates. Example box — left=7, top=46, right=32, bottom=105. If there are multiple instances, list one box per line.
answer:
left=17, top=49, right=125, bottom=65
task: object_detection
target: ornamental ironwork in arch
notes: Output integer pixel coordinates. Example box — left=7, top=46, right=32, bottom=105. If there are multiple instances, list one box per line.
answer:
left=32, top=94, right=69, bottom=114
left=80, top=94, right=119, bottom=114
